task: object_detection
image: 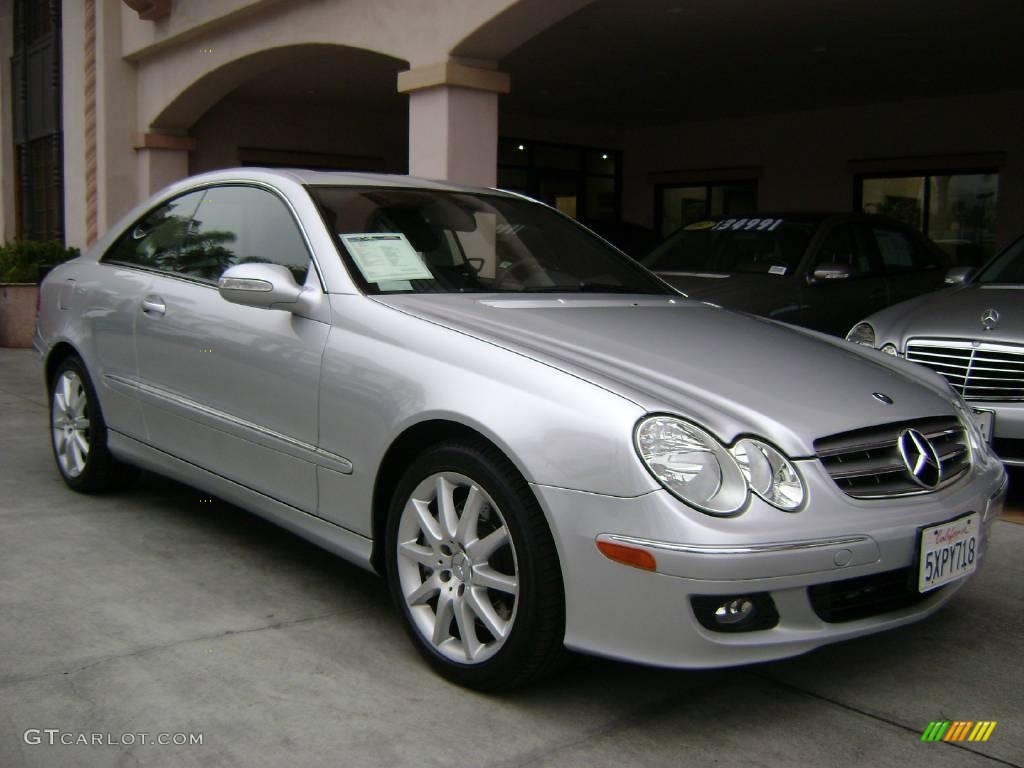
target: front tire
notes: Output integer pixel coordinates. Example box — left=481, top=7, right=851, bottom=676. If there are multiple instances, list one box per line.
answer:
left=50, top=356, right=137, bottom=492
left=385, top=440, right=566, bottom=691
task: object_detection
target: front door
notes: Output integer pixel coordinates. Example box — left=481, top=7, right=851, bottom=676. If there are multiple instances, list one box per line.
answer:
left=131, top=184, right=329, bottom=512
left=798, top=223, right=889, bottom=336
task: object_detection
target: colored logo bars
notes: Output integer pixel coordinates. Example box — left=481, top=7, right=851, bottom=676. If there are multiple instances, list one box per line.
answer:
left=921, top=721, right=997, bottom=742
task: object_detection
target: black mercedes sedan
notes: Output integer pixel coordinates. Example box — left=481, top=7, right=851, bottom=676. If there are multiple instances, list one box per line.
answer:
left=642, top=213, right=950, bottom=336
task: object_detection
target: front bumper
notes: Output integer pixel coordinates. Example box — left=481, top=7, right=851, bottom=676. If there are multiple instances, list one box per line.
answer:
left=971, top=399, right=1024, bottom=466
left=532, top=458, right=1007, bottom=669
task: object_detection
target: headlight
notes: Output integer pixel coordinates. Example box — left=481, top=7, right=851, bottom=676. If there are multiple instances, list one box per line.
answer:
left=635, top=416, right=748, bottom=515
left=846, top=322, right=875, bottom=346
left=730, top=439, right=805, bottom=511
left=947, top=384, right=986, bottom=457
left=880, top=343, right=899, bottom=356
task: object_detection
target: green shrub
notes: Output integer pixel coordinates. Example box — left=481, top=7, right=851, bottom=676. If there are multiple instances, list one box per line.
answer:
left=0, top=240, right=79, bottom=283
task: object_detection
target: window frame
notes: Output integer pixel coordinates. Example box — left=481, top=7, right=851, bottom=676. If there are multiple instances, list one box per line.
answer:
left=496, top=137, right=622, bottom=224
left=100, top=182, right=326, bottom=292
left=854, top=167, right=1000, bottom=261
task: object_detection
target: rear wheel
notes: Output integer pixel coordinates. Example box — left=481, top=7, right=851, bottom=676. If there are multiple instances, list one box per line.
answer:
left=385, top=440, right=566, bottom=691
left=50, top=356, right=137, bottom=492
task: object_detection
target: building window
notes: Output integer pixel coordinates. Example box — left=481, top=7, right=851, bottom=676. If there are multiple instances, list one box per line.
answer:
left=656, top=182, right=757, bottom=237
left=857, top=171, right=999, bottom=266
left=497, top=139, right=621, bottom=225
left=11, top=0, right=64, bottom=242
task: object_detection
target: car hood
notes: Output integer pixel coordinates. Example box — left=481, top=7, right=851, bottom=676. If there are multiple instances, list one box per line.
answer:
left=655, top=272, right=794, bottom=313
left=866, top=283, right=1024, bottom=346
left=373, top=294, right=955, bottom=457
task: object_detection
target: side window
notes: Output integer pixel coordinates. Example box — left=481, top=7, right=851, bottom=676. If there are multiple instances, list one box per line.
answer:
left=102, top=191, right=204, bottom=269
left=176, top=186, right=311, bottom=284
left=871, top=226, right=918, bottom=273
left=815, top=225, right=871, bottom=276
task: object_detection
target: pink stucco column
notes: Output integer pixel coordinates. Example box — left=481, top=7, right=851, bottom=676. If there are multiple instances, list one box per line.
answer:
left=399, top=62, right=510, bottom=187
left=134, top=133, right=194, bottom=198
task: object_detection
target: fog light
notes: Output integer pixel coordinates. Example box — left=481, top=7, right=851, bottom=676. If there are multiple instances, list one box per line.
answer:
left=691, top=593, right=780, bottom=633
left=715, top=598, right=755, bottom=625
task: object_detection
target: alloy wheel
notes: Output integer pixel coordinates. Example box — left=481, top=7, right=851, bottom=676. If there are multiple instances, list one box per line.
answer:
left=52, top=370, right=91, bottom=478
left=395, top=472, right=519, bottom=664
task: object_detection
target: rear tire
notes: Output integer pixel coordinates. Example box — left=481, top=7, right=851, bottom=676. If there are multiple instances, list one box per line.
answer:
left=385, top=439, right=566, bottom=691
left=49, top=356, right=138, bottom=493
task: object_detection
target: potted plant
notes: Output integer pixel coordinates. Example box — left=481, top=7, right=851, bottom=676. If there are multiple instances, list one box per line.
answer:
left=0, top=240, right=79, bottom=348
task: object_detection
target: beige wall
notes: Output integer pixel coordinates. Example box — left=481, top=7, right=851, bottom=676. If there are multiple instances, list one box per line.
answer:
left=189, top=94, right=408, bottom=175
left=623, top=90, right=1024, bottom=249
left=43, top=0, right=1024, bottom=254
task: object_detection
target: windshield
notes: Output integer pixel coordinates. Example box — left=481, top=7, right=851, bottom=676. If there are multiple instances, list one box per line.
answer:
left=307, top=186, right=672, bottom=295
left=975, top=236, right=1024, bottom=284
left=642, top=218, right=816, bottom=277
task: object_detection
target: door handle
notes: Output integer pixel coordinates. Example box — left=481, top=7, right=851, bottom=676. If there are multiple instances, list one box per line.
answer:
left=141, top=296, right=166, bottom=316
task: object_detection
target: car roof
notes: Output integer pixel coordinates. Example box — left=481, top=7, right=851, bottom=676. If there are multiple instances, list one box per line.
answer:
left=699, top=212, right=900, bottom=224
left=178, top=167, right=521, bottom=199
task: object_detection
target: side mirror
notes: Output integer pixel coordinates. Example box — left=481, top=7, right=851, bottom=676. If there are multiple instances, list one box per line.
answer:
left=944, top=265, right=974, bottom=285
left=811, top=263, right=852, bottom=282
left=218, top=263, right=304, bottom=310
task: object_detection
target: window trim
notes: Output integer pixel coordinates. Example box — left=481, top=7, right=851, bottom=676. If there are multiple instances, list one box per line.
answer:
left=100, top=181, right=326, bottom=292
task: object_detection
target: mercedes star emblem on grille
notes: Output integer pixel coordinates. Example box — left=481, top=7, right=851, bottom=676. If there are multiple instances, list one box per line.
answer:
left=981, top=308, right=1000, bottom=331
left=897, top=429, right=942, bottom=489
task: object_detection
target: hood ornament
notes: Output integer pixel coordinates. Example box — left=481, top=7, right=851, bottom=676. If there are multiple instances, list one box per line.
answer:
left=898, top=429, right=942, bottom=489
left=872, top=392, right=894, bottom=405
left=981, top=308, right=999, bottom=331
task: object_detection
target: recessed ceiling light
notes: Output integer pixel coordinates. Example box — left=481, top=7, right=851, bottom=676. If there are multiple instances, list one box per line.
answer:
left=517, top=144, right=526, bottom=151
left=601, top=154, right=609, bottom=160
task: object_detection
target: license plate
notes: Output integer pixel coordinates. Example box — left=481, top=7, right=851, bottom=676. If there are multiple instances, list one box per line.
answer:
left=918, top=513, right=980, bottom=593
left=972, top=408, right=994, bottom=443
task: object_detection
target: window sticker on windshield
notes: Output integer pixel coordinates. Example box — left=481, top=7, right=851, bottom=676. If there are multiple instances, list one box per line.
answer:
left=684, top=221, right=716, bottom=230
left=340, top=233, right=433, bottom=283
left=712, top=218, right=783, bottom=232
left=377, top=280, right=413, bottom=292
left=768, top=265, right=788, bottom=276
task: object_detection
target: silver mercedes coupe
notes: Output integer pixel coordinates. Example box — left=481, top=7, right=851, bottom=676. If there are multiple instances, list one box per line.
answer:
left=36, top=169, right=1008, bottom=690
left=848, top=236, right=1023, bottom=467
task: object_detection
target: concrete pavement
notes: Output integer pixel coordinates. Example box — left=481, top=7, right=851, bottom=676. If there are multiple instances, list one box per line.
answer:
left=1, top=348, right=1021, bottom=768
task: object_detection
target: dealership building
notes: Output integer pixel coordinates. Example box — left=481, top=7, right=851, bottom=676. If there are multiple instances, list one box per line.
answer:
left=2, top=0, right=1022, bottom=261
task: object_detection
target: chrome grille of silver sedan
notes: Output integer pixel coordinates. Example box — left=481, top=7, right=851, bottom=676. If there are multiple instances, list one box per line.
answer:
left=905, top=339, right=1024, bottom=401
left=814, top=417, right=970, bottom=499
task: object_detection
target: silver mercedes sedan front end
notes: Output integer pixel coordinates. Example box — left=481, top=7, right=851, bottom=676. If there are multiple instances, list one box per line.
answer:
left=36, top=169, right=1008, bottom=690
left=848, top=236, right=1024, bottom=468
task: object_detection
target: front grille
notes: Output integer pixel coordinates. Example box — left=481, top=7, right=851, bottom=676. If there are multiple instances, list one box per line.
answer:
left=815, top=417, right=970, bottom=499
left=808, top=567, right=941, bottom=623
left=905, top=339, right=1024, bottom=402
